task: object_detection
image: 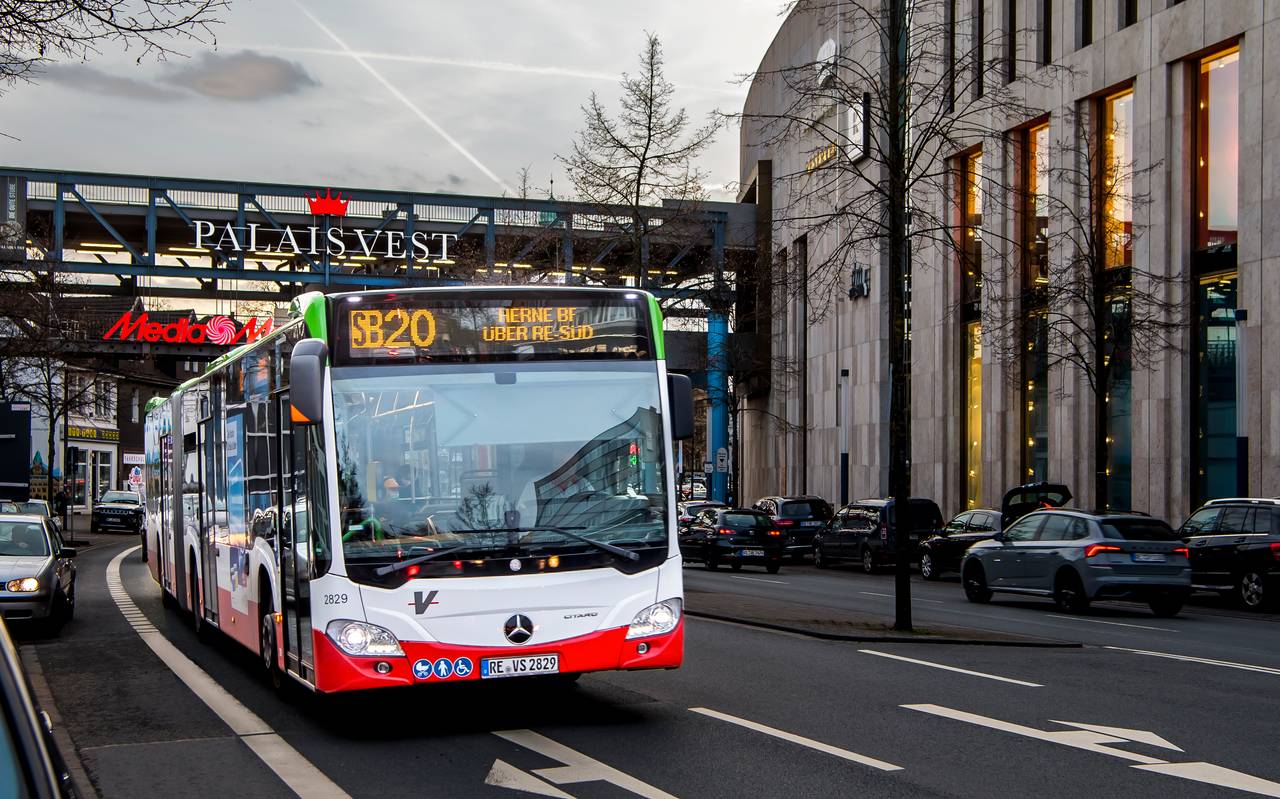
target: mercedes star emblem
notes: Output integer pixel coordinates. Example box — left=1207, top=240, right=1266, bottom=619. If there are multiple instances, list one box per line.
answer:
left=504, top=614, right=534, bottom=644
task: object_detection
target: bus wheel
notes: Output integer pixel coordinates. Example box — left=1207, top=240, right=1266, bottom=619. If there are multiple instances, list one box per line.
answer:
left=260, top=608, right=283, bottom=691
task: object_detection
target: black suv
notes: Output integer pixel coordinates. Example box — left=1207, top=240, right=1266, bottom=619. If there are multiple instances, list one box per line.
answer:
left=678, top=508, right=785, bottom=573
left=751, top=496, right=834, bottom=561
left=90, top=490, right=144, bottom=534
left=813, top=498, right=943, bottom=573
left=1179, top=497, right=1280, bottom=611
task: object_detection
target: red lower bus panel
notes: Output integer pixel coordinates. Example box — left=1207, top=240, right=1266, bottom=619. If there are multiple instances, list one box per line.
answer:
left=311, top=618, right=684, bottom=693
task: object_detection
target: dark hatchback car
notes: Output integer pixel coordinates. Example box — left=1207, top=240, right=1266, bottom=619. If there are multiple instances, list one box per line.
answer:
left=679, top=508, right=785, bottom=573
left=677, top=501, right=727, bottom=531
left=751, top=496, right=834, bottom=561
left=1179, top=497, right=1280, bottom=611
left=0, top=618, right=77, bottom=796
left=812, top=498, right=944, bottom=573
left=90, top=490, right=144, bottom=534
left=919, top=509, right=1001, bottom=580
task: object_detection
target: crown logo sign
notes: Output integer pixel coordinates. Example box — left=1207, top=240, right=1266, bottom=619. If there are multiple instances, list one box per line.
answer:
left=308, top=188, right=349, bottom=217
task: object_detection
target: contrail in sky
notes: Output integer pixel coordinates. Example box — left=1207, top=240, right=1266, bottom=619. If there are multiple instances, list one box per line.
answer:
left=293, top=2, right=515, bottom=195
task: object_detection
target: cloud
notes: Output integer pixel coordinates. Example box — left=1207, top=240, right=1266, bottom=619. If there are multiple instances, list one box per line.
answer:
left=164, top=51, right=317, bottom=101
left=38, top=63, right=185, bottom=102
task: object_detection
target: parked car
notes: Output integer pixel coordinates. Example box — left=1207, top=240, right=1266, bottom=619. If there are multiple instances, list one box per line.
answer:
left=752, top=496, right=835, bottom=561
left=0, top=516, right=77, bottom=633
left=0, top=501, right=19, bottom=514
left=678, top=501, right=727, bottom=531
left=91, top=490, right=144, bottom=534
left=678, top=508, right=785, bottom=573
left=961, top=509, right=1191, bottom=616
left=0, top=617, right=78, bottom=797
left=1178, top=497, right=1280, bottom=611
left=813, top=497, right=944, bottom=573
left=919, top=509, right=1001, bottom=580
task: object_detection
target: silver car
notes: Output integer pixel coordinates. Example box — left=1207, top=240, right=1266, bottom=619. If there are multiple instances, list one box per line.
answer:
left=960, top=510, right=1191, bottom=616
left=0, top=516, right=77, bottom=632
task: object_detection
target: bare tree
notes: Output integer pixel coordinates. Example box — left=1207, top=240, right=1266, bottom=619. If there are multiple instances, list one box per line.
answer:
left=1, top=0, right=226, bottom=92
left=984, top=107, right=1183, bottom=508
left=559, top=32, right=721, bottom=272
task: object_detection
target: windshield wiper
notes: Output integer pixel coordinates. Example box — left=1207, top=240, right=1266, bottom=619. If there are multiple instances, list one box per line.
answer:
left=485, top=526, right=641, bottom=562
left=373, top=543, right=501, bottom=576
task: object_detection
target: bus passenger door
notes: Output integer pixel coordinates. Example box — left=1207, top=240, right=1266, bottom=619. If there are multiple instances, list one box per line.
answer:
left=277, top=393, right=315, bottom=684
left=198, top=420, right=219, bottom=627
left=158, top=434, right=173, bottom=591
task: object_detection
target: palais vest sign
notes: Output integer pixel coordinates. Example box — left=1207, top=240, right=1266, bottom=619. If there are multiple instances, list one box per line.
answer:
left=192, top=189, right=457, bottom=261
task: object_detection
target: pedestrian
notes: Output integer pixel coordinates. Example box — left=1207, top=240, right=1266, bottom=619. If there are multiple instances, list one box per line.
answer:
left=53, top=485, right=70, bottom=533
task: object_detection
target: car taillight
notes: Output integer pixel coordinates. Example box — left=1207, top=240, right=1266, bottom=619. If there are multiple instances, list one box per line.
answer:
left=879, top=522, right=888, bottom=540
left=718, top=528, right=735, bottom=536
left=1270, top=542, right=1280, bottom=562
left=1171, top=547, right=1189, bottom=558
left=776, top=519, right=795, bottom=527
left=768, top=529, right=781, bottom=536
left=679, top=515, right=692, bottom=522
left=1084, top=544, right=1123, bottom=558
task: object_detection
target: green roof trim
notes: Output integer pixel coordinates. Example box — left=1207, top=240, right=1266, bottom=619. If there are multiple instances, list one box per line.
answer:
left=290, top=291, right=328, bottom=341
left=647, top=294, right=666, bottom=360
left=143, top=396, right=167, bottom=414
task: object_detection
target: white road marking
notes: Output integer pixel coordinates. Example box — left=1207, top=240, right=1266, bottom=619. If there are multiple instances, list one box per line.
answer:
left=493, top=729, right=677, bottom=798
left=915, top=598, right=945, bottom=604
left=689, top=707, right=902, bottom=772
left=1133, top=762, right=1280, bottom=798
left=860, top=591, right=893, bottom=598
left=905, top=704, right=1280, bottom=797
left=728, top=575, right=788, bottom=585
left=1105, top=646, right=1280, bottom=677
left=858, top=649, right=1043, bottom=687
left=1045, top=614, right=1177, bottom=632
left=107, top=547, right=351, bottom=799
left=485, top=759, right=574, bottom=798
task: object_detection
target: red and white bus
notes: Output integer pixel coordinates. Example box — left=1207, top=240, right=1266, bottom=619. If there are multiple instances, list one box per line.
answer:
left=144, top=287, right=692, bottom=692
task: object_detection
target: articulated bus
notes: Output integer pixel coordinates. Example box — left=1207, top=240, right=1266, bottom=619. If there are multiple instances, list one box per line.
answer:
left=143, top=287, right=693, bottom=692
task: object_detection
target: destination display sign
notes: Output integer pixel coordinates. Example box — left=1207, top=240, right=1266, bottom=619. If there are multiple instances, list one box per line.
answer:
left=333, top=293, right=653, bottom=364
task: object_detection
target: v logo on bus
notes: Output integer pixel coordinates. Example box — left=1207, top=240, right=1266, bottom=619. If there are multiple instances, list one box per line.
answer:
left=409, top=590, right=440, bottom=615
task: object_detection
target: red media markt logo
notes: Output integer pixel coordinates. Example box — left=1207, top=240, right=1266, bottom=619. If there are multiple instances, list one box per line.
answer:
left=102, top=312, right=274, bottom=346
left=308, top=188, right=348, bottom=217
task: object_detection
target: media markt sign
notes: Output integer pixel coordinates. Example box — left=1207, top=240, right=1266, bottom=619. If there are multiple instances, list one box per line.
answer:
left=191, top=189, right=457, bottom=261
left=102, top=313, right=274, bottom=346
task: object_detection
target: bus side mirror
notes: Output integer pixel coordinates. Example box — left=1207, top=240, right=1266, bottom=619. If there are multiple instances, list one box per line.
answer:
left=667, top=373, right=694, bottom=440
left=290, top=339, right=329, bottom=426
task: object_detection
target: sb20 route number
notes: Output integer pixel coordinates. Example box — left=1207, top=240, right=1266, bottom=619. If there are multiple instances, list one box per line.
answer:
left=349, top=309, right=437, bottom=350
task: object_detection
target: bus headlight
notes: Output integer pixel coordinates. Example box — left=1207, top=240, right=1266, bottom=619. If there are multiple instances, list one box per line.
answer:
left=5, top=578, right=39, bottom=593
left=626, top=598, right=682, bottom=639
left=326, top=620, right=403, bottom=657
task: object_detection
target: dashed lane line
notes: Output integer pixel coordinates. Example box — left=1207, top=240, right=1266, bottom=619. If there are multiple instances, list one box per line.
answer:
left=857, top=649, right=1044, bottom=687
left=107, top=546, right=351, bottom=799
left=1104, top=646, right=1280, bottom=677
left=689, top=707, right=903, bottom=772
left=1044, top=614, right=1178, bottom=633
left=727, top=575, right=788, bottom=585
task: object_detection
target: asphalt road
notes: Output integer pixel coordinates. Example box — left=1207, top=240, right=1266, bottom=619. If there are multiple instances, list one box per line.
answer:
left=18, top=540, right=1280, bottom=799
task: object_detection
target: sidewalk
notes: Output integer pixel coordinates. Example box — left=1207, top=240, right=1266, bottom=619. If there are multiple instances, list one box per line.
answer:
left=685, top=588, right=1078, bottom=646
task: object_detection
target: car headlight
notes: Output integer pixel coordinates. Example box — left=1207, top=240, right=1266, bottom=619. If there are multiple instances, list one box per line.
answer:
left=6, top=578, right=40, bottom=593
left=325, top=620, right=403, bottom=657
left=626, top=598, right=682, bottom=639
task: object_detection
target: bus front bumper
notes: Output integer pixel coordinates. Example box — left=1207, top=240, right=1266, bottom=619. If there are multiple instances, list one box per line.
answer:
left=311, top=617, right=684, bottom=693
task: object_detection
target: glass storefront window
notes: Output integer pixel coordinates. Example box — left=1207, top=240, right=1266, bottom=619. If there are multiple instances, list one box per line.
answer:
left=965, top=322, right=983, bottom=509
left=1195, top=274, right=1238, bottom=501
left=1024, top=312, right=1049, bottom=481
left=961, top=151, right=984, bottom=307
left=1196, top=48, right=1239, bottom=251
left=1102, top=90, right=1134, bottom=269
left=1104, top=294, right=1132, bottom=510
left=1026, top=124, right=1050, bottom=287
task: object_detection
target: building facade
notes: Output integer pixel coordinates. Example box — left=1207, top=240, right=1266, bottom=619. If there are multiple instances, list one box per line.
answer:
left=738, top=0, right=1277, bottom=522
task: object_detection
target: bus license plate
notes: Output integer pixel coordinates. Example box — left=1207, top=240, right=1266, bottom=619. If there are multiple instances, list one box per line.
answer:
left=481, top=654, right=559, bottom=679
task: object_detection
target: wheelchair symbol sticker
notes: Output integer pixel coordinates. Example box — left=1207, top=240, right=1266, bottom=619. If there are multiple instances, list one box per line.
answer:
left=453, top=657, right=474, bottom=678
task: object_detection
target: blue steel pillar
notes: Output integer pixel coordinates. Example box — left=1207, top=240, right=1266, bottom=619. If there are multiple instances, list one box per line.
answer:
left=708, top=310, right=730, bottom=504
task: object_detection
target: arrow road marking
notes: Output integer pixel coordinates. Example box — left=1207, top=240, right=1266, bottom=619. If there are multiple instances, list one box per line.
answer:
left=689, top=707, right=902, bottom=772
left=904, top=704, right=1280, bottom=797
left=1105, top=646, right=1280, bottom=677
left=858, top=649, right=1043, bottom=687
left=485, top=759, right=574, bottom=798
left=492, top=729, right=677, bottom=798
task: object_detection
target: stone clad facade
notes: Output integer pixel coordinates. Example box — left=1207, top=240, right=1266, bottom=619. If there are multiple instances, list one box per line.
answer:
left=737, top=0, right=1280, bottom=522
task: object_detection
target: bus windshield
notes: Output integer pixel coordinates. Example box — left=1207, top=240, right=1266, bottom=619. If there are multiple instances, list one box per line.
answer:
left=332, top=361, right=669, bottom=581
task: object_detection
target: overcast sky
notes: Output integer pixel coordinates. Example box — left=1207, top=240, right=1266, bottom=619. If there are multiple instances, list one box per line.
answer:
left=0, top=0, right=785, bottom=200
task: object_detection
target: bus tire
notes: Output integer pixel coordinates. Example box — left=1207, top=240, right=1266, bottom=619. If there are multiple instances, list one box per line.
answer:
left=260, top=603, right=283, bottom=692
